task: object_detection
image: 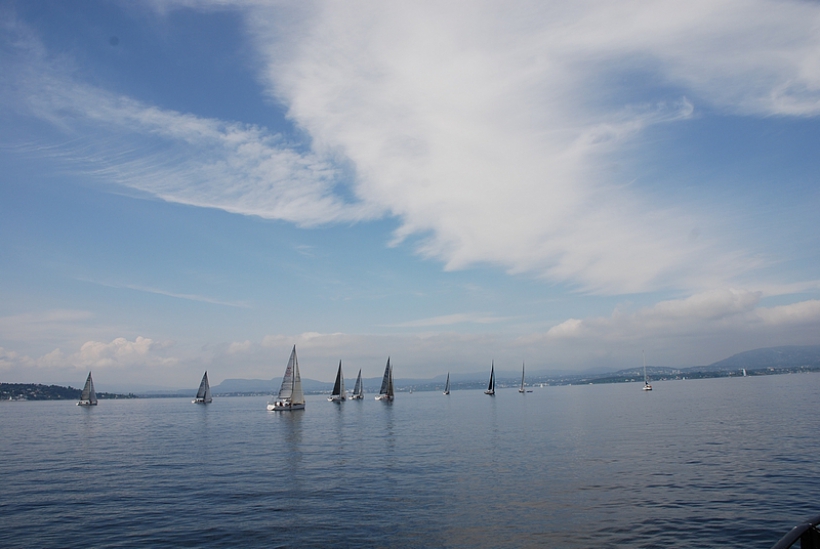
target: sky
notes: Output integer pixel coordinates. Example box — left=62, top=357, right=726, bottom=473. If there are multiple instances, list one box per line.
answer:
left=2, top=0, right=820, bottom=390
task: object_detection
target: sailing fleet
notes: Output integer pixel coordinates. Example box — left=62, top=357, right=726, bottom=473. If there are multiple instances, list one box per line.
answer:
left=76, top=348, right=657, bottom=407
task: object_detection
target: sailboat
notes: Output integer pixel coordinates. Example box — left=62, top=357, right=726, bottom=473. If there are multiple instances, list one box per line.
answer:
left=77, top=372, right=97, bottom=406
left=443, top=372, right=450, bottom=395
left=77, top=372, right=98, bottom=406
left=350, top=369, right=364, bottom=400
left=192, top=371, right=212, bottom=404
left=642, top=350, right=653, bottom=391
left=375, top=357, right=394, bottom=401
left=268, top=345, right=306, bottom=411
left=328, top=360, right=346, bottom=402
left=518, top=362, right=532, bottom=393
left=484, top=362, right=495, bottom=395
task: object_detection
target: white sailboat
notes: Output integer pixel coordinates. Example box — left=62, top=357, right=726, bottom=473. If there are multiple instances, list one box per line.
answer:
left=642, top=350, right=653, bottom=391
left=484, top=362, right=495, bottom=395
left=77, top=372, right=98, bottom=406
left=268, top=345, right=306, bottom=411
left=328, top=360, right=346, bottom=402
left=375, top=357, right=394, bottom=401
left=192, top=371, right=212, bottom=404
left=350, top=369, right=364, bottom=400
left=443, top=372, right=450, bottom=395
left=518, top=362, right=532, bottom=393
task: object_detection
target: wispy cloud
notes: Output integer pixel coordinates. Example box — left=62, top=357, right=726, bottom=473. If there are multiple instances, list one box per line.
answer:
left=382, top=313, right=513, bottom=328
left=5, top=1, right=820, bottom=297
left=78, top=279, right=253, bottom=308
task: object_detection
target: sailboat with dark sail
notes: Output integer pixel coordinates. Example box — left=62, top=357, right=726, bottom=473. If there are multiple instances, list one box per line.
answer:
left=328, top=360, right=346, bottom=402
left=350, top=369, right=364, bottom=400
left=193, top=371, right=212, bottom=404
left=268, top=345, right=305, bottom=411
left=77, top=372, right=97, bottom=406
left=375, top=357, right=394, bottom=401
left=518, top=362, right=532, bottom=393
left=444, top=372, right=450, bottom=395
left=484, top=362, right=495, bottom=396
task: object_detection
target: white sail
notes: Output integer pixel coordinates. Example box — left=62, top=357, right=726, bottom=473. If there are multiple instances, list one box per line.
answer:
left=329, top=360, right=346, bottom=402
left=77, top=372, right=97, bottom=406
left=268, top=345, right=305, bottom=410
left=350, top=369, right=364, bottom=399
left=484, top=362, right=495, bottom=395
left=519, top=363, right=526, bottom=393
left=375, top=357, right=394, bottom=401
left=193, top=371, right=212, bottom=404
left=444, top=372, right=450, bottom=395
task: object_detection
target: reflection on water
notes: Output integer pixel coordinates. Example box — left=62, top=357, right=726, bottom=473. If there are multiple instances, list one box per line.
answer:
left=2, top=374, right=820, bottom=548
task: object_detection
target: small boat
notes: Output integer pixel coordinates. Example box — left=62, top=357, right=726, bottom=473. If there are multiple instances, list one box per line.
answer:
left=267, top=345, right=306, bottom=411
left=192, top=371, right=213, bottom=404
left=350, top=369, right=364, bottom=400
left=328, top=360, right=346, bottom=402
left=77, top=372, right=98, bottom=406
left=443, top=372, right=450, bottom=395
left=642, top=350, right=652, bottom=391
left=375, top=357, right=394, bottom=401
left=518, top=362, right=532, bottom=393
left=484, top=362, right=495, bottom=395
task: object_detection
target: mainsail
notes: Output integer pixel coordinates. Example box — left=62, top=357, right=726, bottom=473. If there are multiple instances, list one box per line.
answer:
left=329, top=360, right=345, bottom=401
left=351, top=369, right=364, bottom=399
left=376, top=357, right=394, bottom=401
left=275, top=345, right=305, bottom=406
left=519, top=362, right=526, bottom=393
left=194, top=371, right=212, bottom=403
left=484, top=362, right=495, bottom=395
left=78, top=372, right=97, bottom=406
left=444, top=372, right=450, bottom=395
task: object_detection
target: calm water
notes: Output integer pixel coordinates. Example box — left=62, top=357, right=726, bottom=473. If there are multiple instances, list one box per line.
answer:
left=2, top=373, right=820, bottom=548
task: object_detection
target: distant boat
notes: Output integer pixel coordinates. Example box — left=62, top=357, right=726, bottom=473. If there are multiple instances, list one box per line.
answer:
left=375, top=357, right=394, bottom=401
left=350, top=368, right=364, bottom=400
left=443, top=372, right=450, bottom=395
left=742, top=368, right=747, bottom=377
left=328, top=360, right=346, bottom=402
left=518, top=362, right=532, bottom=393
left=192, top=371, right=212, bottom=404
left=642, top=350, right=653, bottom=391
left=484, top=362, right=495, bottom=396
left=268, top=345, right=305, bottom=411
left=77, top=372, right=98, bottom=406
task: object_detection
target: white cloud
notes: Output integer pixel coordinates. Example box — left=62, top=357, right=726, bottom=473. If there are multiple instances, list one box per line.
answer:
left=5, top=2, right=820, bottom=295
left=535, top=290, right=820, bottom=355
left=244, top=0, right=820, bottom=293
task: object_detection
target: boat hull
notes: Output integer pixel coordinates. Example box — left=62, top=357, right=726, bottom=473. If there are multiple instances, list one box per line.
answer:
left=192, top=398, right=212, bottom=404
left=642, top=385, right=653, bottom=391
left=349, top=394, right=364, bottom=400
left=374, top=394, right=393, bottom=401
left=77, top=400, right=97, bottom=406
left=484, top=390, right=495, bottom=396
left=328, top=395, right=346, bottom=402
left=268, top=400, right=305, bottom=411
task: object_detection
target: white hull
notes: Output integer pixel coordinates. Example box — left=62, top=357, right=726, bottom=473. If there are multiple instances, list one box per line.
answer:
left=192, top=398, right=212, bottom=404
left=268, top=400, right=305, bottom=411
left=349, top=394, right=363, bottom=400
left=328, top=395, right=346, bottom=402
left=642, top=385, right=653, bottom=391
left=484, top=390, right=495, bottom=396
left=375, top=394, right=393, bottom=401
left=77, top=400, right=97, bottom=406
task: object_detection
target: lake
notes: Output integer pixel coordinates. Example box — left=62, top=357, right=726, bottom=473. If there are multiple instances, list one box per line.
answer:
left=2, top=373, right=819, bottom=548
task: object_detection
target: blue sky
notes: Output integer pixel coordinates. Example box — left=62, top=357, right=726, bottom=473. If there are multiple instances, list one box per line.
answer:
left=2, top=0, right=820, bottom=390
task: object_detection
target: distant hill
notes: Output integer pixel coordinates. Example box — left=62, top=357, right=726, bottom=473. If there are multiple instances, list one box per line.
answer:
left=696, top=345, right=820, bottom=372
left=0, top=383, right=136, bottom=401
